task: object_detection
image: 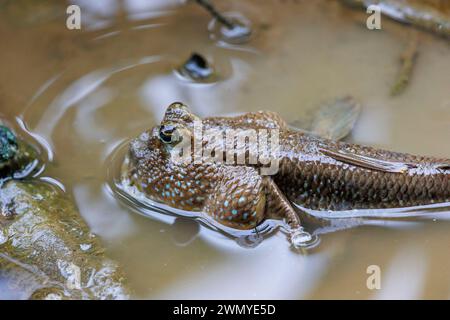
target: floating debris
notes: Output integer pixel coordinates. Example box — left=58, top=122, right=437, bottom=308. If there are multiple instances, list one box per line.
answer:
left=341, top=0, right=450, bottom=37
left=208, top=11, right=252, bottom=44
left=391, top=31, right=419, bottom=96
left=195, top=0, right=252, bottom=44
left=178, top=52, right=214, bottom=81
left=195, top=0, right=235, bottom=30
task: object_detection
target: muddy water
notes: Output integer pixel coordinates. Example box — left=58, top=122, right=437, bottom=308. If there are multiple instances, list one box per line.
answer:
left=1, top=0, right=450, bottom=299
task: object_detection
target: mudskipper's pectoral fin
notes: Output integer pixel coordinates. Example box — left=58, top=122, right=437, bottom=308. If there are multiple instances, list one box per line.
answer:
left=319, top=147, right=414, bottom=173
left=203, top=166, right=267, bottom=230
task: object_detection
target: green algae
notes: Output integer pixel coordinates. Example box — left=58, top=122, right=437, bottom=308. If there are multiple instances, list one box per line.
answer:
left=0, top=123, right=42, bottom=182
left=0, top=125, right=18, bottom=162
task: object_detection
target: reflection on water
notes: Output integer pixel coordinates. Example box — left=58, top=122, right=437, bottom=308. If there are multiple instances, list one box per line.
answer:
left=151, top=237, right=330, bottom=299
left=0, top=0, right=450, bottom=299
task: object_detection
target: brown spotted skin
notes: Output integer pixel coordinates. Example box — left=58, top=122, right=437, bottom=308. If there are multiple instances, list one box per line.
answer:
left=128, top=103, right=450, bottom=230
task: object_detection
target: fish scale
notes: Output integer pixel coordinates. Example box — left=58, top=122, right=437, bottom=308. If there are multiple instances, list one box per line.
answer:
left=276, top=132, right=449, bottom=211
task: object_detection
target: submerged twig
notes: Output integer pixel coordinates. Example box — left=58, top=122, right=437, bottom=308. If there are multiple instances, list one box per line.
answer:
left=391, top=31, right=419, bottom=96
left=340, top=0, right=450, bottom=38
left=194, top=0, right=234, bottom=29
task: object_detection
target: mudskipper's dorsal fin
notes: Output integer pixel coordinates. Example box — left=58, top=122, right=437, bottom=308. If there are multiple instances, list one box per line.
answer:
left=319, top=147, right=414, bottom=173
left=289, top=96, right=361, bottom=141
left=309, top=96, right=361, bottom=141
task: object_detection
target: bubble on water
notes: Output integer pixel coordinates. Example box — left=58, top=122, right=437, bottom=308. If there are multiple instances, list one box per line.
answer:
left=208, top=12, right=252, bottom=45
left=289, top=227, right=319, bottom=249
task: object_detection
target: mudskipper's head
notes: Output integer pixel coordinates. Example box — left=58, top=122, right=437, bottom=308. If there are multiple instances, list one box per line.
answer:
left=127, top=102, right=206, bottom=209
left=130, top=101, right=200, bottom=161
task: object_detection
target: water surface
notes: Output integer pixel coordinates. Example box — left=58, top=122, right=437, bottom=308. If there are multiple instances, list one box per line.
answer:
left=1, top=0, right=450, bottom=299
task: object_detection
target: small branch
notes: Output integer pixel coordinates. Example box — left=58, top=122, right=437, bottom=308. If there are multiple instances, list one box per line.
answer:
left=194, top=0, right=234, bottom=29
left=391, top=31, right=419, bottom=96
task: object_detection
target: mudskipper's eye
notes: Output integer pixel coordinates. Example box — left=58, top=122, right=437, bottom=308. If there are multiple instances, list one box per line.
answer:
left=159, top=124, right=177, bottom=144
